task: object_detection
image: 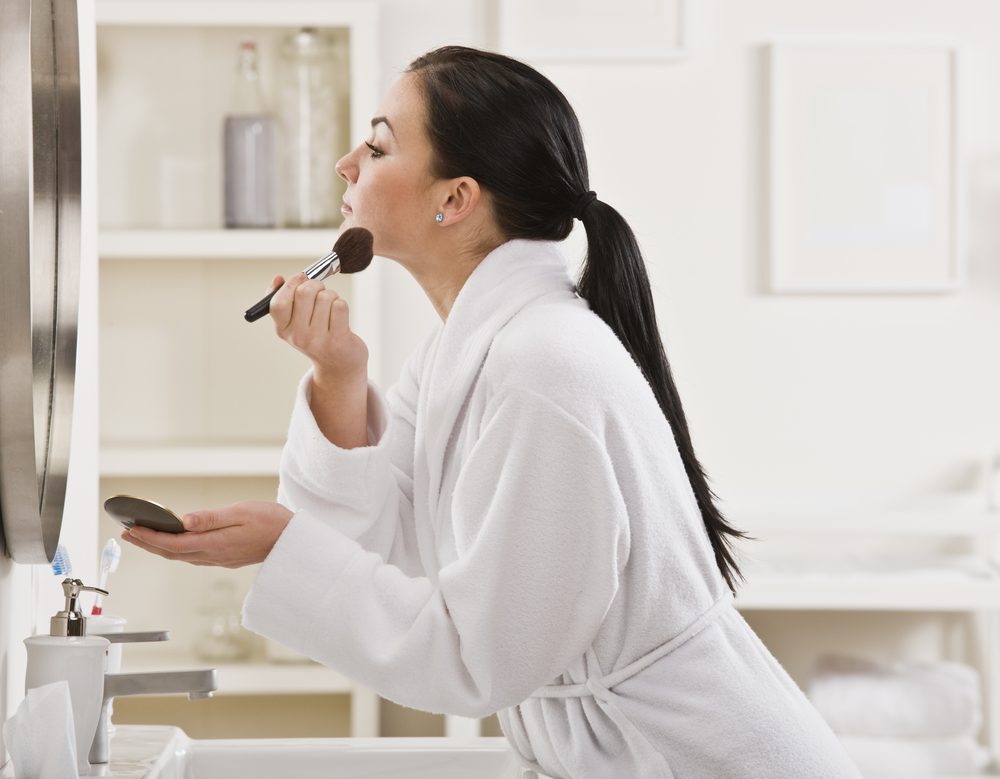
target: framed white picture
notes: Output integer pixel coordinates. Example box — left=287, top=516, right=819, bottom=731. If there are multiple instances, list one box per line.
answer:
left=498, top=0, right=690, bottom=62
left=768, top=40, right=961, bottom=293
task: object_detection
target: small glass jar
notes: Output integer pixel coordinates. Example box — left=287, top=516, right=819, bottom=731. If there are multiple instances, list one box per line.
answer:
left=194, top=579, right=253, bottom=662
left=278, top=28, right=347, bottom=227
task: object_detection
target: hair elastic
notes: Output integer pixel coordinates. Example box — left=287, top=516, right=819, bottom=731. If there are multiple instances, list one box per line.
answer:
left=573, top=190, right=598, bottom=220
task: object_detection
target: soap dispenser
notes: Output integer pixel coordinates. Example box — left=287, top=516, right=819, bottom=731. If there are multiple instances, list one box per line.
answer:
left=25, top=578, right=111, bottom=767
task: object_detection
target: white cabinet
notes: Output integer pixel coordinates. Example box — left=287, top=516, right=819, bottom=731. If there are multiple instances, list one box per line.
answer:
left=94, top=0, right=382, bottom=738
left=732, top=503, right=1000, bottom=776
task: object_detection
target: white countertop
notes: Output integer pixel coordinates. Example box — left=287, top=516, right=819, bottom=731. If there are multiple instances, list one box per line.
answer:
left=1, top=725, right=180, bottom=777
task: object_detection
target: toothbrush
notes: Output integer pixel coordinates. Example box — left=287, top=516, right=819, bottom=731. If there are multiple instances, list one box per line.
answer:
left=91, top=538, right=121, bottom=616
left=51, top=543, right=72, bottom=577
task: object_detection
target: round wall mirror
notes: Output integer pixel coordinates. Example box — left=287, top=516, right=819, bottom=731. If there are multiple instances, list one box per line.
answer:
left=0, top=0, right=81, bottom=563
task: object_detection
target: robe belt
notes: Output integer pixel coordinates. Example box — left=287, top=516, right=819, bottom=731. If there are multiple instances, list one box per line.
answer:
left=531, top=590, right=736, bottom=700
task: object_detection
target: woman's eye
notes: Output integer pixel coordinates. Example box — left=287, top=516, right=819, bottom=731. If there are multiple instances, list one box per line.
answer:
left=364, top=141, right=384, bottom=159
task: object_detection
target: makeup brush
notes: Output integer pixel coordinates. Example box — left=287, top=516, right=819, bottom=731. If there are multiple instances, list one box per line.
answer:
left=244, top=227, right=375, bottom=322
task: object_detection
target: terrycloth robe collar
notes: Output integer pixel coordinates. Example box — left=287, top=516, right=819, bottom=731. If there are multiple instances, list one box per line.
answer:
left=413, top=238, right=578, bottom=578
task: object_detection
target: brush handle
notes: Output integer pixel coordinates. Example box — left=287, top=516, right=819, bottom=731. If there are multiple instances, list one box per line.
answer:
left=244, top=252, right=338, bottom=323
left=244, top=285, right=282, bottom=322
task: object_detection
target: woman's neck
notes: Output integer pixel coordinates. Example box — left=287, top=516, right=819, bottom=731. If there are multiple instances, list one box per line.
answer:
left=409, top=236, right=507, bottom=321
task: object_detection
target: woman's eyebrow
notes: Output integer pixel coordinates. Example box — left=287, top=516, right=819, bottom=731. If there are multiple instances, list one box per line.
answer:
left=371, top=116, right=395, bottom=137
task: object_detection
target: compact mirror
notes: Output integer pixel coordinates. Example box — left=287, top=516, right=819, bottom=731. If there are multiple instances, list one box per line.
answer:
left=104, top=495, right=186, bottom=534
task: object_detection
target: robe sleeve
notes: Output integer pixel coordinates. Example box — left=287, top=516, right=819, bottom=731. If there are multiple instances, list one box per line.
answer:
left=243, top=387, right=631, bottom=718
left=276, top=337, right=427, bottom=575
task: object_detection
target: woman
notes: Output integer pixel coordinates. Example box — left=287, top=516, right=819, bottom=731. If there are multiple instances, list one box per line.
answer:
left=123, top=46, right=861, bottom=778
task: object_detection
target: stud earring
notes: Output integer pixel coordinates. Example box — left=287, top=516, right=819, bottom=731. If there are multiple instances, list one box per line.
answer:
left=435, top=212, right=444, bottom=223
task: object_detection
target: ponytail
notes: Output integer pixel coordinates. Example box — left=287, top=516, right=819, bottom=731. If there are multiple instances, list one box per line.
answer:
left=576, top=198, right=753, bottom=595
left=408, top=45, right=753, bottom=595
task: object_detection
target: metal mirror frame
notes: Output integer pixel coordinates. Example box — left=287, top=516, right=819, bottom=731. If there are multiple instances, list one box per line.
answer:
left=0, top=0, right=81, bottom=562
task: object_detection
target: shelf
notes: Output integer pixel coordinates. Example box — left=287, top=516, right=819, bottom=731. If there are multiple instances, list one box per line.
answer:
left=99, top=229, right=343, bottom=261
left=120, top=653, right=354, bottom=696
left=735, top=562, right=1000, bottom=611
left=96, top=0, right=378, bottom=30
left=100, top=445, right=283, bottom=477
left=723, top=503, right=1000, bottom=536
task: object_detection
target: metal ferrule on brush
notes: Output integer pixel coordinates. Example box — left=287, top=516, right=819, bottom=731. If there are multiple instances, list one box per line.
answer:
left=304, top=251, right=341, bottom=281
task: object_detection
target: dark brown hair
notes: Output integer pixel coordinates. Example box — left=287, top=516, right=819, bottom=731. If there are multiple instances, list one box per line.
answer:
left=407, top=46, right=752, bottom=594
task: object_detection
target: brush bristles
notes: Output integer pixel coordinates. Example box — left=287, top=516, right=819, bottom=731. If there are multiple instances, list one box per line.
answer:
left=332, top=227, right=374, bottom=273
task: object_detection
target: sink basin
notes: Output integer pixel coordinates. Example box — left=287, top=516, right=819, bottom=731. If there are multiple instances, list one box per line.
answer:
left=146, top=730, right=522, bottom=779
left=0, top=726, right=537, bottom=778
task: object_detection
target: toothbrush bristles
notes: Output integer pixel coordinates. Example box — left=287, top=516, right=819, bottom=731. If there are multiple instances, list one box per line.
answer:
left=51, top=544, right=72, bottom=577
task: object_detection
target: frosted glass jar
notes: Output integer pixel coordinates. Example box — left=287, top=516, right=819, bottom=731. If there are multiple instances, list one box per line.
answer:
left=278, top=28, right=347, bottom=228
left=194, top=579, right=253, bottom=662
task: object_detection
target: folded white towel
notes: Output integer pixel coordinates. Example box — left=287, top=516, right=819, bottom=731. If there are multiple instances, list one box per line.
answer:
left=838, top=734, right=990, bottom=777
left=808, top=654, right=981, bottom=739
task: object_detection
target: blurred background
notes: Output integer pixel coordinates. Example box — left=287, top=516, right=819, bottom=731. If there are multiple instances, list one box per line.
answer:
left=3, top=0, right=1000, bottom=775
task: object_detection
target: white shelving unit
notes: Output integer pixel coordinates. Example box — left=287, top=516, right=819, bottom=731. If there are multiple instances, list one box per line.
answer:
left=95, top=0, right=384, bottom=739
left=731, top=503, right=1000, bottom=777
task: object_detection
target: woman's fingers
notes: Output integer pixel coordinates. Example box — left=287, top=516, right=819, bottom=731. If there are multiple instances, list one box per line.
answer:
left=124, top=524, right=206, bottom=554
left=269, top=272, right=307, bottom=330
left=121, top=528, right=200, bottom=560
left=121, top=530, right=223, bottom=567
left=313, top=289, right=336, bottom=332
left=181, top=507, right=243, bottom=532
left=329, top=296, right=350, bottom=335
left=289, top=279, right=325, bottom=332
left=272, top=274, right=342, bottom=344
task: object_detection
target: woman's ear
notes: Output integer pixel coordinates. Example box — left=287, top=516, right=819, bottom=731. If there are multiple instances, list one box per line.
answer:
left=436, top=177, right=481, bottom=225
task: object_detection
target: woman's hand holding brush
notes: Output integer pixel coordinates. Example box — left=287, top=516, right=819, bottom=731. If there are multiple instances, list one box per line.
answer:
left=268, top=272, right=369, bottom=386
left=269, top=272, right=371, bottom=449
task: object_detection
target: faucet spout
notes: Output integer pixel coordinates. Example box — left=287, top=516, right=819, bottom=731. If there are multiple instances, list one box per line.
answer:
left=90, top=669, right=218, bottom=764
left=103, top=669, right=218, bottom=699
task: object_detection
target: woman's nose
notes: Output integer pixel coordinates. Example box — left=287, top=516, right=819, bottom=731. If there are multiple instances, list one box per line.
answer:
left=335, top=147, right=359, bottom=183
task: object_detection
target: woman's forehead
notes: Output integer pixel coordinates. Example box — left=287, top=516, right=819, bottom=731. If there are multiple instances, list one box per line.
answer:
left=374, top=73, right=424, bottom=140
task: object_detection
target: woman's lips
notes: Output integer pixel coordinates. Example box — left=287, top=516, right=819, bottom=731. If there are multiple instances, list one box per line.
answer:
left=341, top=203, right=353, bottom=215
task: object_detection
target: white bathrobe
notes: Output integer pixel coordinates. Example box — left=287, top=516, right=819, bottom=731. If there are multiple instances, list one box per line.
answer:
left=243, top=238, right=862, bottom=778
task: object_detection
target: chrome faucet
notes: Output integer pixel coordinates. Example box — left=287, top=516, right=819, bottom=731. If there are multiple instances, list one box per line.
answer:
left=88, top=630, right=218, bottom=764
